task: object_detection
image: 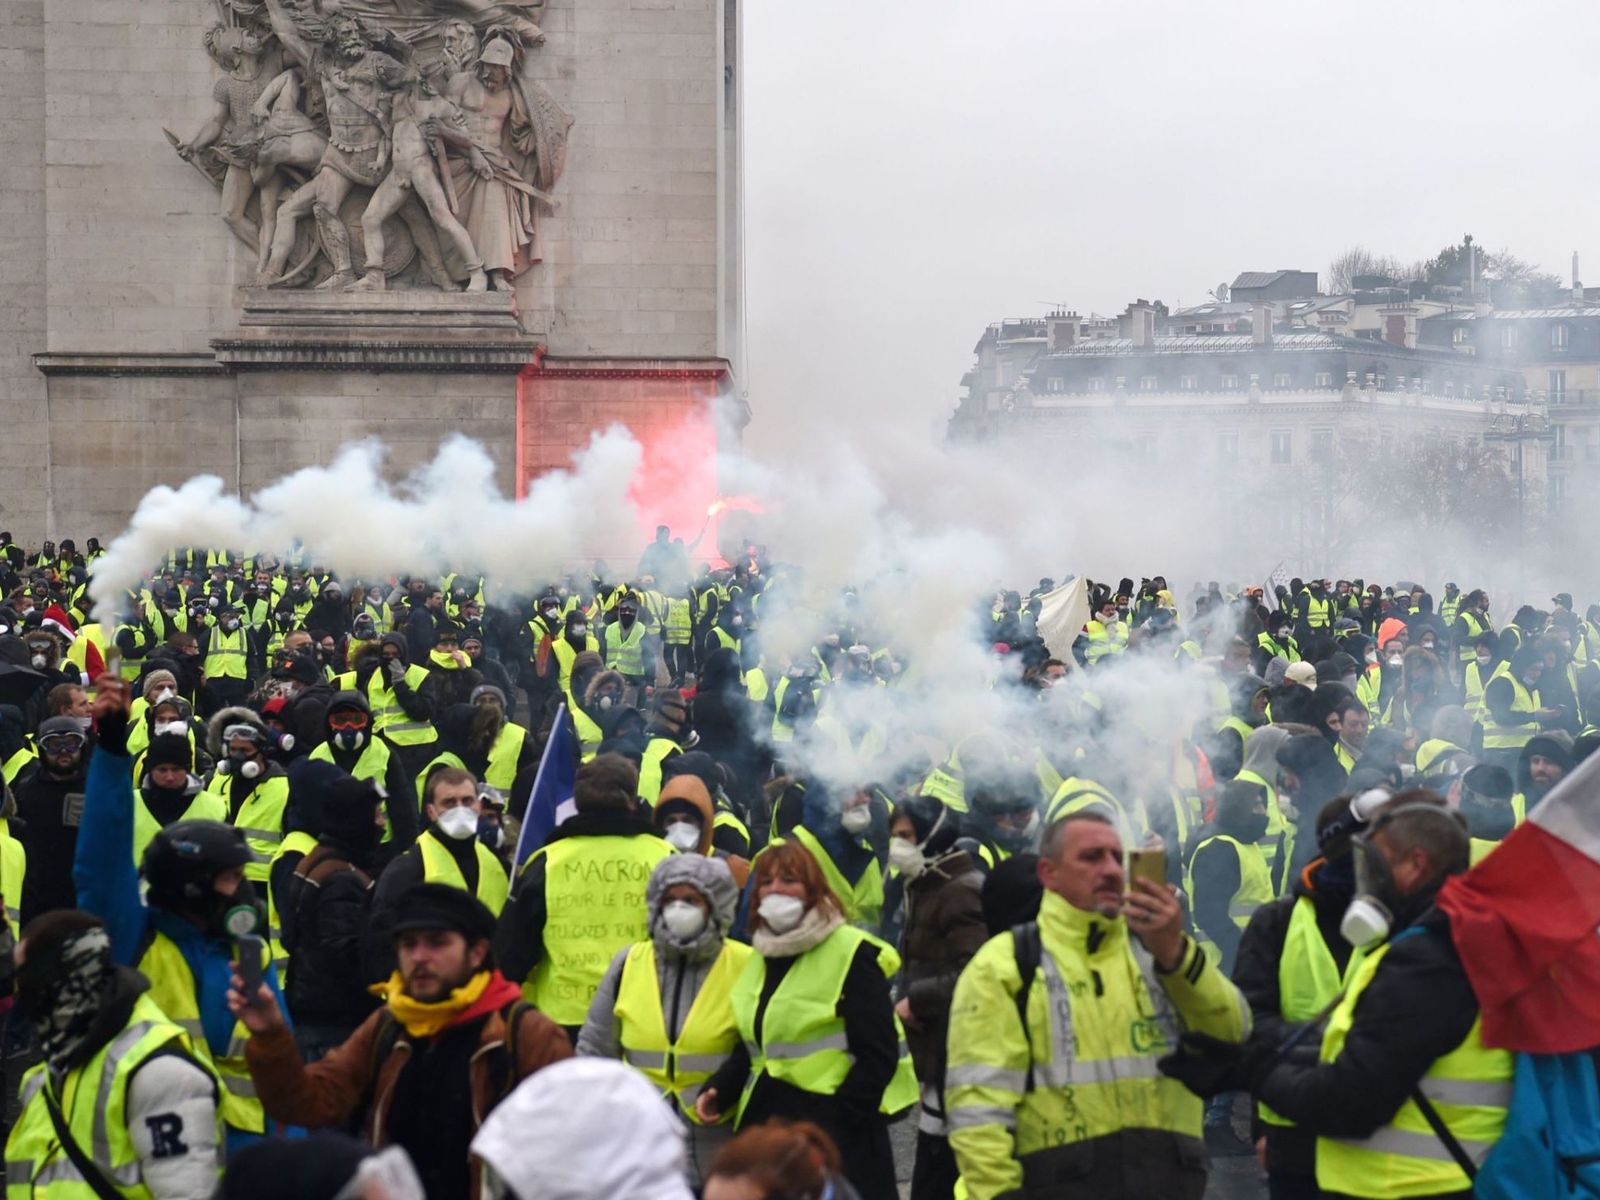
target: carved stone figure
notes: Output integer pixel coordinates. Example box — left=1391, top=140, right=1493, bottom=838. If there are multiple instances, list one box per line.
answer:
left=172, top=0, right=569, bottom=291
left=174, top=24, right=283, bottom=252
left=350, top=77, right=487, bottom=292
left=444, top=30, right=572, bottom=287
left=255, top=1, right=412, bottom=289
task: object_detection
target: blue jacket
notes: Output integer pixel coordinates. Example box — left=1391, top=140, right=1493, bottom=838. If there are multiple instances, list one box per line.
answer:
left=74, top=746, right=291, bottom=1150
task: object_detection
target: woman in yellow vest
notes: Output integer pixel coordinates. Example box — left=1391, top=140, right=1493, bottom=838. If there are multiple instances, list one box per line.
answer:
left=576, top=854, right=750, bottom=1186
left=695, top=841, right=916, bottom=1198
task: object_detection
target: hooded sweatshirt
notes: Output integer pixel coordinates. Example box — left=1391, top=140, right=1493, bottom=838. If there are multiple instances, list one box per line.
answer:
left=575, top=852, right=742, bottom=1060
left=653, top=774, right=750, bottom=886
left=472, top=1059, right=695, bottom=1200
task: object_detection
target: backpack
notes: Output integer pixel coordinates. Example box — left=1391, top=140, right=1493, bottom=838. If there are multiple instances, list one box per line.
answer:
left=1473, top=1051, right=1600, bottom=1199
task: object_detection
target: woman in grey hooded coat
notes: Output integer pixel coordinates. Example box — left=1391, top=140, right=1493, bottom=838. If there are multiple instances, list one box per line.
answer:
left=578, top=853, right=750, bottom=1186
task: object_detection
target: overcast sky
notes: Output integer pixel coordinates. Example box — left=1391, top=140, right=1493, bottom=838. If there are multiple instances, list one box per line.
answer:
left=739, top=1, right=1600, bottom=454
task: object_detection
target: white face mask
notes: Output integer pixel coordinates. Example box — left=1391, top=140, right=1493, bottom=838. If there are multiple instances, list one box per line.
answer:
left=660, top=900, right=707, bottom=940
left=153, top=720, right=187, bottom=738
left=1387, top=655, right=1404, bottom=669
left=757, top=892, right=805, bottom=934
left=30, top=653, right=47, bottom=669
left=435, top=805, right=479, bottom=841
left=663, top=820, right=700, bottom=852
left=840, top=806, right=871, bottom=836
left=888, top=837, right=926, bottom=879
left=1477, top=654, right=1492, bottom=667
left=1339, top=895, right=1392, bottom=949
left=152, top=688, right=175, bottom=704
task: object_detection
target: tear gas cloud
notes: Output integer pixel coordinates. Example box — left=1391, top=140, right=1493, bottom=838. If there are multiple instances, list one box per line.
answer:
left=92, top=407, right=1586, bottom=811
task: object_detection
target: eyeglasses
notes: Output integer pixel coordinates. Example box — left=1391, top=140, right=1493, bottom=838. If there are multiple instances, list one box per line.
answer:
left=327, top=712, right=369, bottom=731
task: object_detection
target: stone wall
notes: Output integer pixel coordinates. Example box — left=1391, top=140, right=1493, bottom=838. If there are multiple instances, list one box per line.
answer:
left=0, top=0, right=50, bottom=540
left=0, top=0, right=741, bottom=544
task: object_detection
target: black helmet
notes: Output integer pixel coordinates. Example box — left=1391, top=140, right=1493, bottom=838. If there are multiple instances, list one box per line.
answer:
left=141, top=820, right=256, bottom=912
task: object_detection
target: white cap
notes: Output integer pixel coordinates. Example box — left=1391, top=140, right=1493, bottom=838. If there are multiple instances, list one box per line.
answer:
left=1284, top=661, right=1318, bottom=688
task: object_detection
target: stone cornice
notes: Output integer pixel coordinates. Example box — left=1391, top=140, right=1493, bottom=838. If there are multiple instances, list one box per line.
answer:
left=33, top=352, right=228, bottom=377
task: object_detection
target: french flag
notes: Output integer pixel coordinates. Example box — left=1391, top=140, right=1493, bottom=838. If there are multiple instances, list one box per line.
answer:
left=511, top=703, right=578, bottom=872
left=1438, top=749, right=1600, bottom=1053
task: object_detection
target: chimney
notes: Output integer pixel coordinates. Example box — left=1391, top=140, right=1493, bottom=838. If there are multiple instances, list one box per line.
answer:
left=1121, top=300, right=1156, bottom=347
left=1047, top=309, right=1079, bottom=352
left=1251, top=302, right=1273, bottom=347
left=1381, top=304, right=1417, bottom=349
left=1574, top=251, right=1583, bottom=303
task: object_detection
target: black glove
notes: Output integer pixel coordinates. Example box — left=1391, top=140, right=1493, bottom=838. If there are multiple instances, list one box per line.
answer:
left=1157, top=1032, right=1276, bottom=1098
left=95, top=705, right=131, bottom=757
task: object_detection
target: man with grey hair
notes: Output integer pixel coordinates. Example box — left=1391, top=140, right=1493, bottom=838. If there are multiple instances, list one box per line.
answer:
left=1162, top=793, right=1510, bottom=1200
left=946, top=811, right=1251, bottom=1199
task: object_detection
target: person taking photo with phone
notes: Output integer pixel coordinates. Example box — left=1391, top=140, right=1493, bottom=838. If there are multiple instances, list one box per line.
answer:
left=944, top=810, right=1252, bottom=1200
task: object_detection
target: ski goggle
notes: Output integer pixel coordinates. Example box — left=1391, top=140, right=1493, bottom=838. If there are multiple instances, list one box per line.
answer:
left=39, top=732, right=87, bottom=755
left=327, top=711, right=369, bottom=731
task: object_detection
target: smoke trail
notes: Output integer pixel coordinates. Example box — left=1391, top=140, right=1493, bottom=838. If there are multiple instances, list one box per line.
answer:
left=89, top=428, right=643, bottom=626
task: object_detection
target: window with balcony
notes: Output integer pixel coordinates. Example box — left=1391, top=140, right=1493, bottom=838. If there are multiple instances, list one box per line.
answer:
left=1501, top=326, right=1519, bottom=350
left=1550, top=473, right=1569, bottom=509
left=1452, top=326, right=1467, bottom=346
left=1314, top=371, right=1333, bottom=388
left=1270, top=430, right=1292, bottom=464
left=1220, top=374, right=1239, bottom=389
left=1045, top=376, right=1064, bottom=393
left=1180, top=374, right=1198, bottom=391
left=1140, top=375, right=1158, bottom=391
left=1553, top=423, right=1569, bottom=461
left=1217, top=431, right=1238, bottom=460
left=1549, top=370, right=1567, bottom=404
left=1553, top=323, right=1571, bottom=350
left=1088, top=377, right=1105, bottom=392
left=1273, top=372, right=1292, bottom=389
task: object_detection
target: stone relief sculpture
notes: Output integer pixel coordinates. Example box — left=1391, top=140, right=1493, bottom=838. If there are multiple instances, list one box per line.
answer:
left=169, top=0, right=572, bottom=291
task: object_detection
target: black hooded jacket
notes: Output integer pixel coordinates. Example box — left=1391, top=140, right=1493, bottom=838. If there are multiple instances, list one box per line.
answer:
left=1232, top=858, right=1358, bottom=1177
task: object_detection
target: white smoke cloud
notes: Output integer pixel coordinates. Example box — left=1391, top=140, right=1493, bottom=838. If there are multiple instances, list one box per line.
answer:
left=90, top=429, right=642, bottom=626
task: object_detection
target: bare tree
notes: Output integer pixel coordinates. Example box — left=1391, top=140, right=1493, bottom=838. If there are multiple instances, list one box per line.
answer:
left=1326, top=245, right=1409, bottom=293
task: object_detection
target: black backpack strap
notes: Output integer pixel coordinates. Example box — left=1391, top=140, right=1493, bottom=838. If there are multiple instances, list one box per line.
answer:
left=42, top=1086, right=126, bottom=1200
left=1409, top=1085, right=1478, bottom=1180
left=1010, top=921, right=1042, bottom=1094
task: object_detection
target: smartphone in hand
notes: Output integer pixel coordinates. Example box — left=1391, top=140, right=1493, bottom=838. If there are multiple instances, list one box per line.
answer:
left=1127, top=846, right=1168, bottom=890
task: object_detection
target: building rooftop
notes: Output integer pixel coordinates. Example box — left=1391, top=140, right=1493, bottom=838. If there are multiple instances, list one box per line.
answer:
left=1426, top=307, right=1600, bottom=321
left=1231, top=270, right=1309, bottom=290
left=1046, top=332, right=1342, bottom=357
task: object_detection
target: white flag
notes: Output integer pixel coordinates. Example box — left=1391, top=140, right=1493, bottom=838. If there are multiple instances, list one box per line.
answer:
left=1035, top=577, right=1090, bottom=660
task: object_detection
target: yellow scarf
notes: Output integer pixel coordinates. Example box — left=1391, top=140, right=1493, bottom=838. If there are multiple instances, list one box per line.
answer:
left=376, top=969, right=493, bottom=1039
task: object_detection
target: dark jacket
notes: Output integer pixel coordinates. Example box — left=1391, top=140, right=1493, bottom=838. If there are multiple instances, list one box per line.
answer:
left=1231, top=860, right=1356, bottom=1178
left=12, top=757, right=89, bottom=923
left=897, top=851, right=987, bottom=1084
left=493, top=809, right=661, bottom=987
left=705, top=932, right=900, bottom=1198
left=369, top=830, right=495, bottom=980
left=1254, top=904, right=1479, bottom=1200
left=244, top=983, right=572, bottom=1200
left=279, top=845, right=379, bottom=1029
left=691, top=648, right=769, bottom=811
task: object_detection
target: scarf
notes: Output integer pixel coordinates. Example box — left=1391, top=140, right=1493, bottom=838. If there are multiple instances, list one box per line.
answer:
left=752, top=906, right=845, bottom=959
left=24, top=927, right=115, bottom=1070
left=377, top=969, right=523, bottom=1039
left=430, top=649, right=464, bottom=672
